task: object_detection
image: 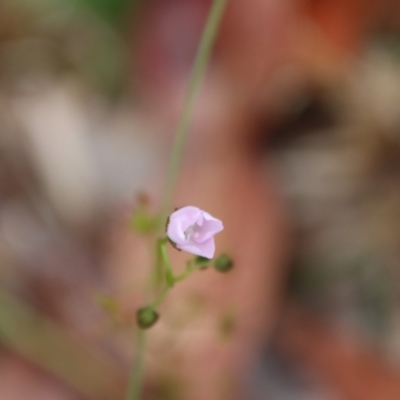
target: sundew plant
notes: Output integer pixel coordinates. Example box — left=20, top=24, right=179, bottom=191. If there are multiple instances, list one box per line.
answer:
left=126, top=1, right=231, bottom=399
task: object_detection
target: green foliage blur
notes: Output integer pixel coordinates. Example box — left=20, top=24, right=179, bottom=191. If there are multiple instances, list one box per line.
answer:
left=79, top=0, right=132, bottom=27
left=1, top=0, right=144, bottom=96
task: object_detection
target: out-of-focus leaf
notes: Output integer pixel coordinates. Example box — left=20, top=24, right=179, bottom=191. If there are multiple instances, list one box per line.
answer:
left=77, top=0, right=132, bottom=27
left=130, top=209, right=160, bottom=234
left=95, top=294, right=121, bottom=316
left=0, top=289, right=124, bottom=400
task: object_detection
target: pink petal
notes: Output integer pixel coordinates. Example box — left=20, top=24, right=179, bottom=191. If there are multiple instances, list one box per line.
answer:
left=180, top=238, right=215, bottom=259
left=167, top=207, right=200, bottom=244
left=171, top=206, right=202, bottom=225
left=167, top=217, right=186, bottom=245
left=195, top=218, right=224, bottom=243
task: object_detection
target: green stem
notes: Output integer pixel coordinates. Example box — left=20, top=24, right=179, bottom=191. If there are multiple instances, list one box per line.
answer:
left=125, top=330, right=147, bottom=400
left=173, top=259, right=195, bottom=282
left=153, top=238, right=165, bottom=288
left=160, top=0, right=229, bottom=222
left=160, top=239, right=175, bottom=287
left=151, top=286, right=170, bottom=309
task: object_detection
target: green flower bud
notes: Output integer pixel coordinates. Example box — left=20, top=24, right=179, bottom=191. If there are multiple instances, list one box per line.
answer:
left=136, top=307, right=159, bottom=329
left=213, top=254, right=233, bottom=273
left=194, top=255, right=211, bottom=270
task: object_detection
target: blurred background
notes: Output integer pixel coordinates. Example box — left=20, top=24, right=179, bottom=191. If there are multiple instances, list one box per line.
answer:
left=1, top=0, right=400, bottom=399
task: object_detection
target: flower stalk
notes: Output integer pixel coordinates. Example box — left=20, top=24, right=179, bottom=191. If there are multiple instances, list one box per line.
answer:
left=160, top=0, right=229, bottom=223
left=125, top=330, right=147, bottom=400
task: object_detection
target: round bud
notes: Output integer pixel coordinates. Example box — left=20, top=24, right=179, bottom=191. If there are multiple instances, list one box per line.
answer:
left=213, top=254, right=233, bottom=273
left=136, top=307, right=159, bottom=329
left=194, top=255, right=211, bottom=270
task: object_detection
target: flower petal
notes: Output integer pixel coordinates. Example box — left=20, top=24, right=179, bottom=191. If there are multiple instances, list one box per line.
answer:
left=167, top=217, right=186, bottom=245
left=179, top=238, right=215, bottom=259
left=171, top=206, right=202, bottom=224
left=195, top=218, right=224, bottom=243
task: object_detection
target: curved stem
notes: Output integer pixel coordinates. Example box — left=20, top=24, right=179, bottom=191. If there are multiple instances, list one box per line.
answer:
left=160, top=0, right=229, bottom=223
left=160, top=239, right=175, bottom=287
left=151, top=286, right=170, bottom=309
left=173, top=259, right=195, bottom=282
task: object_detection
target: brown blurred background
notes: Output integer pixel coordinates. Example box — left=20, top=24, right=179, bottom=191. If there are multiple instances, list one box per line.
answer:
left=1, top=0, right=400, bottom=399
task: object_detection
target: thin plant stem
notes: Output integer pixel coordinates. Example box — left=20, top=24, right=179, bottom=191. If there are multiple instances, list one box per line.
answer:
left=160, top=0, right=229, bottom=222
left=173, top=259, right=195, bottom=282
left=151, top=286, right=170, bottom=309
left=152, top=237, right=166, bottom=288
left=125, top=330, right=147, bottom=400
left=160, top=239, right=175, bottom=286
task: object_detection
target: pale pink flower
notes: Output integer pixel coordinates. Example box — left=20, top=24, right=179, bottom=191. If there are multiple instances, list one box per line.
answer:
left=167, top=206, right=224, bottom=259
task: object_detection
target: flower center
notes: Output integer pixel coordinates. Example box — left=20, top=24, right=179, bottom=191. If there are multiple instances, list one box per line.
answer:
left=184, top=224, right=200, bottom=241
